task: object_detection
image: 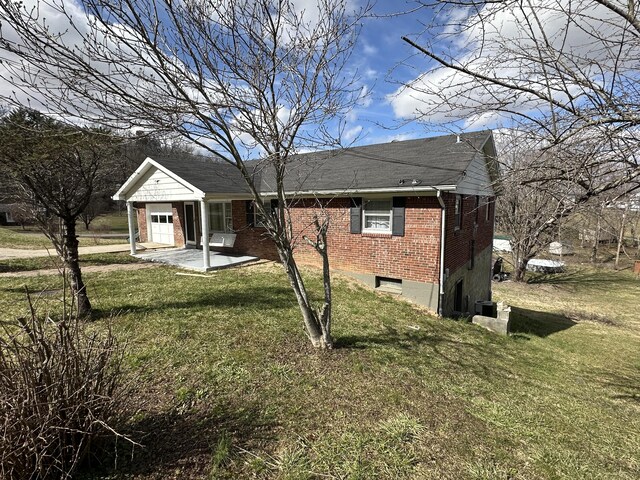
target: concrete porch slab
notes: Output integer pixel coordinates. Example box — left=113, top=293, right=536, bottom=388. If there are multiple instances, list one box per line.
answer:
left=134, top=247, right=258, bottom=271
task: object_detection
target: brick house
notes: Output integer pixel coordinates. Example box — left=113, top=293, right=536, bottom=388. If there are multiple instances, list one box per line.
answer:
left=113, top=131, right=497, bottom=316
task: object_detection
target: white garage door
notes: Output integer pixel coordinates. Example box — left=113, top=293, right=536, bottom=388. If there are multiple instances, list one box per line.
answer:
left=148, top=203, right=175, bottom=245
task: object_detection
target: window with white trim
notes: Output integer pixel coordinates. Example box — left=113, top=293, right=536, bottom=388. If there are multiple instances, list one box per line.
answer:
left=362, top=198, right=392, bottom=233
left=209, top=202, right=233, bottom=233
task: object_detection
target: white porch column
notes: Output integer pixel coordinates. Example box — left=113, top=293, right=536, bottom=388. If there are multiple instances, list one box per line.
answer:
left=126, top=201, right=137, bottom=255
left=200, top=200, right=210, bottom=270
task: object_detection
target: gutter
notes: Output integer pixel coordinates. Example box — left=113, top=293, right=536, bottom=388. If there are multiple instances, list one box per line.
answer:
left=258, top=185, right=457, bottom=198
left=436, top=188, right=446, bottom=317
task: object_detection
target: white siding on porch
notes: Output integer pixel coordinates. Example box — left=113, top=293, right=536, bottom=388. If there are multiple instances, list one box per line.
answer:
left=128, top=167, right=198, bottom=202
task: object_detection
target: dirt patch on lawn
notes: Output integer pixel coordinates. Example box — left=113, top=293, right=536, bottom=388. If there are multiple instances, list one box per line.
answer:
left=0, top=262, right=158, bottom=278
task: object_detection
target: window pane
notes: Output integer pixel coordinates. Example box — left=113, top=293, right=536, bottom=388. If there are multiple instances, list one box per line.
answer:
left=159, top=215, right=167, bottom=224
left=365, top=199, right=391, bottom=213
left=167, top=215, right=173, bottom=224
left=209, top=203, right=224, bottom=232
left=363, top=198, right=392, bottom=231
left=224, top=202, right=233, bottom=232
left=365, top=215, right=390, bottom=230
left=151, top=215, right=159, bottom=223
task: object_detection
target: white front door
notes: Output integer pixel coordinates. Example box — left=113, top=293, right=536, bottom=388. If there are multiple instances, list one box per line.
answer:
left=148, top=203, right=175, bottom=245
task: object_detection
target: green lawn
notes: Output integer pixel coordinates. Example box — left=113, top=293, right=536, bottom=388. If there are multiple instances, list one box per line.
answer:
left=0, top=226, right=127, bottom=250
left=0, top=252, right=141, bottom=273
left=0, top=264, right=638, bottom=479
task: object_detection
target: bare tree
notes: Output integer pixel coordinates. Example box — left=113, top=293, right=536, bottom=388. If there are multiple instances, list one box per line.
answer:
left=0, top=108, right=115, bottom=316
left=493, top=131, right=573, bottom=280
left=0, top=0, right=369, bottom=348
left=396, top=0, right=640, bottom=277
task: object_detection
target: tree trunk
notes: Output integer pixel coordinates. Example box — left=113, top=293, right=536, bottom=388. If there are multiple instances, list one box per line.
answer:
left=615, top=205, right=628, bottom=269
left=591, top=214, right=601, bottom=263
left=512, top=245, right=534, bottom=282
left=513, top=259, right=528, bottom=282
left=276, top=241, right=332, bottom=349
left=63, top=218, right=92, bottom=316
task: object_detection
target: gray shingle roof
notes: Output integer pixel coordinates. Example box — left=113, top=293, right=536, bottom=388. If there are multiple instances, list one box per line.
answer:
left=152, top=131, right=491, bottom=195
left=151, top=155, right=250, bottom=194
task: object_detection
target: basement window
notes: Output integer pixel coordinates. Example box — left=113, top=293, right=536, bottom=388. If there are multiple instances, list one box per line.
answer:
left=375, top=276, right=402, bottom=294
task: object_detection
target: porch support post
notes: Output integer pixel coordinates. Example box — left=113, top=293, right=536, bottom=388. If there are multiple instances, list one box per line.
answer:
left=126, top=201, right=137, bottom=255
left=200, top=200, right=210, bottom=270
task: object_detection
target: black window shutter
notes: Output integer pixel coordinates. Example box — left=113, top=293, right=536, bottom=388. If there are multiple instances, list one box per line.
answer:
left=245, top=200, right=255, bottom=227
left=350, top=197, right=362, bottom=234
left=270, top=199, right=278, bottom=215
left=392, top=197, right=405, bottom=236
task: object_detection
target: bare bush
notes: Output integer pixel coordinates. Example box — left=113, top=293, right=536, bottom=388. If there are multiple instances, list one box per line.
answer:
left=0, top=288, right=128, bottom=479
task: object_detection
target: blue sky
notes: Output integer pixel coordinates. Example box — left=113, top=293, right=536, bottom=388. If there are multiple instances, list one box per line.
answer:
left=3, top=1, right=625, bottom=152
left=339, top=2, right=437, bottom=145
left=0, top=0, right=440, bottom=149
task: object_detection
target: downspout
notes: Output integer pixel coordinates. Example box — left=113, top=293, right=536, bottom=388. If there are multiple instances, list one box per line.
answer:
left=436, top=188, right=446, bottom=317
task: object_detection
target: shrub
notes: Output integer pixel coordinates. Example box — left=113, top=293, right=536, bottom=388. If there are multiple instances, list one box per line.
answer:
left=0, top=288, right=127, bottom=479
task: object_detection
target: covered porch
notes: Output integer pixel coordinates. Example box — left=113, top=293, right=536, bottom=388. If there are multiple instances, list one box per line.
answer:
left=112, top=156, right=250, bottom=270
left=135, top=247, right=258, bottom=272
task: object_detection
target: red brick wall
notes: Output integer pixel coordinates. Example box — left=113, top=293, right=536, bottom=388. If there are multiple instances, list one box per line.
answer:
left=172, top=203, right=186, bottom=247
left=443, top=193, right=495, bottom=274
left=296, top=197, right=442, bottom=284
left=228, top=200, right=280, bottom=260
left=134, top=203, right=148, bottom=242
left=135, top=195, right=494, bottom=289
left=230, top=197, right=442, bottom=284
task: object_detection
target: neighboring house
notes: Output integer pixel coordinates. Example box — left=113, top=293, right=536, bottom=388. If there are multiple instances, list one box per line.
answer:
left=113, top=131, right=498, bottom=316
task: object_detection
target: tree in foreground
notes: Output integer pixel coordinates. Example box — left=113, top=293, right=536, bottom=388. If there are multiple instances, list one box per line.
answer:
left=0, top=0, right=369, bottom=348
left=398, top=0, right=640, bottom=276
left=0, top=108, right=115, bottom=315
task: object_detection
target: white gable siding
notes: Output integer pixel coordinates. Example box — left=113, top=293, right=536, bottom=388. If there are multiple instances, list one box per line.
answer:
left=128, top=167, right=199, bottom=202
left=455, top=152, right=495, bottom=196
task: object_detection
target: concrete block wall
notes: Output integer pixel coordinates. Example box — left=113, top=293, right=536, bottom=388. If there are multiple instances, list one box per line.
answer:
left=442, top=245, right=493, bottom=316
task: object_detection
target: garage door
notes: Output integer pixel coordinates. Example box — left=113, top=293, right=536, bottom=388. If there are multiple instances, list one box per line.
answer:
left=148, top=204, right=175, bottom=245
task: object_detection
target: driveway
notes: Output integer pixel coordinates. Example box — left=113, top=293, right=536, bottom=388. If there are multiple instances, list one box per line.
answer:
left=0, top=242, right=167, bottom=260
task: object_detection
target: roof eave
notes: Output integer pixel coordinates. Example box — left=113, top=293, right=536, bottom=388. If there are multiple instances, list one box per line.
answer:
left=258, top=185, right=458, bottom=198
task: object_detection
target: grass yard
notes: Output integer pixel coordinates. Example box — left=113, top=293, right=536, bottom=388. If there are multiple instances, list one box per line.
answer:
left=0, top=252, right=142, bottom=273
left=0, top=263, right=638, bottom=479
left=0, top=226, right=127, bottom=250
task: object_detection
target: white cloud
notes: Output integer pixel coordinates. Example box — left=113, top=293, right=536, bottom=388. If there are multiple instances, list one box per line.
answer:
left=357, top=85, right=372, bottom=108
left=389, top=0, right=636, bottom=127
left=362, top=40, right=378, bottom=56
left=343, top=124, right=363, bottom=142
